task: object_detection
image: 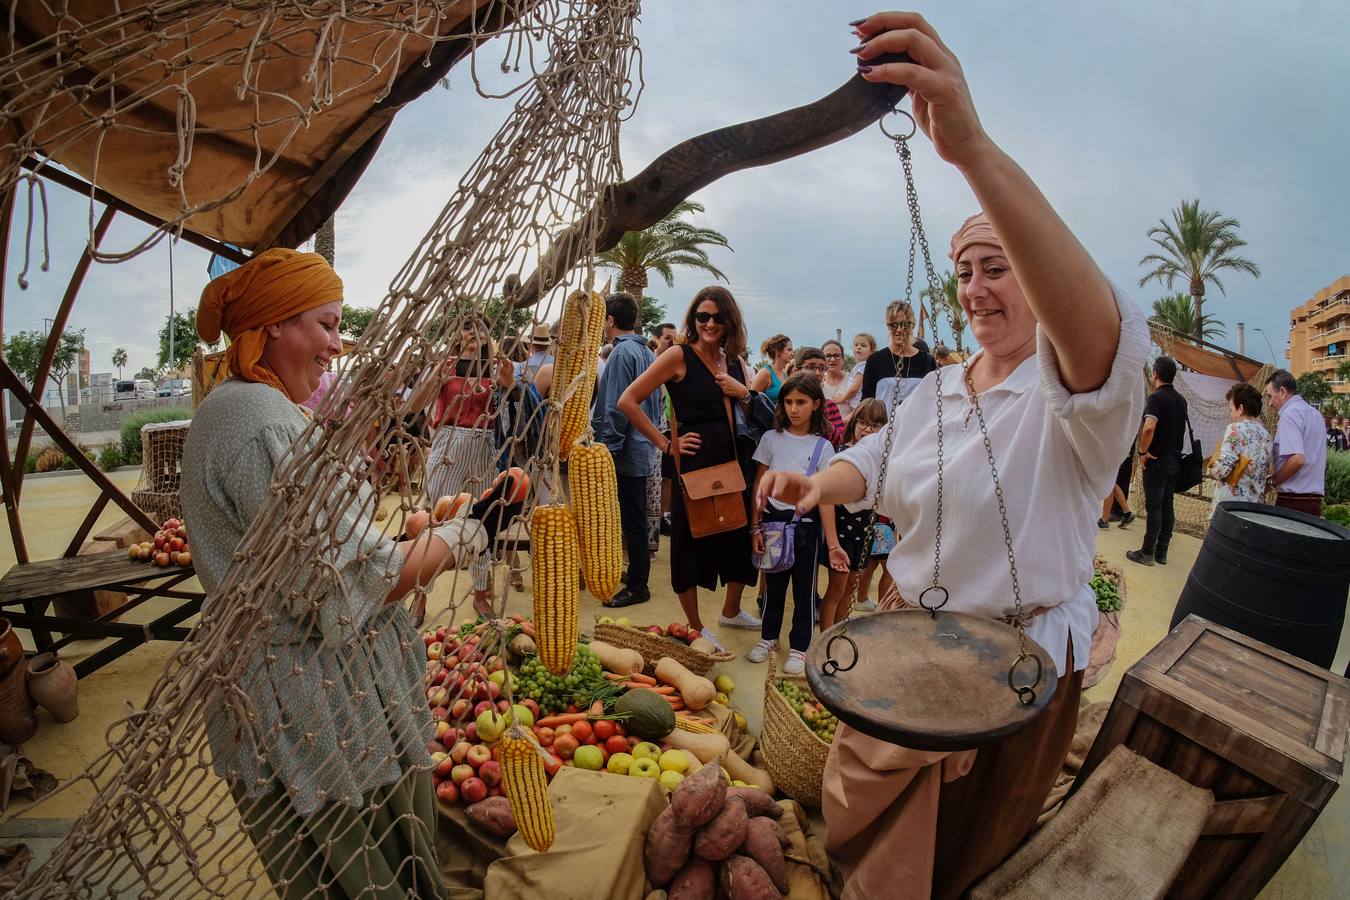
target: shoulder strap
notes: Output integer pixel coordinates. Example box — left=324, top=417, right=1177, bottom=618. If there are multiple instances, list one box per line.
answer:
left=790, top=437, right=829, bottom=523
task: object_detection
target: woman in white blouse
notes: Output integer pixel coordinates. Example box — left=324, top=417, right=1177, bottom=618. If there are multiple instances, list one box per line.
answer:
left=758, top=11, right=1147, bottom=898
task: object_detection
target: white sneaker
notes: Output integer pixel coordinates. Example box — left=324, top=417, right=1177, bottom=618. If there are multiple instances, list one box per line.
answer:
left=696, top=628, right=725, bottom=653
left=858, top=598, right=878, bottom=611
left=747, top=639, right=778, bottom=663
left=719, top=610, right=762, bottom=629
left=783, top=650, right=807, bottom=675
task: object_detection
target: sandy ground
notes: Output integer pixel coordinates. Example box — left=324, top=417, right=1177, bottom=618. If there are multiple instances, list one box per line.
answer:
left=0, top=470, right=1345, bottom=897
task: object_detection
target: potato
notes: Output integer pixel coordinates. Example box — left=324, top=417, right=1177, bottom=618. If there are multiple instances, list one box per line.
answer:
left=720, top=854, right=783, bottom=900
left=725, top=787, right=781, bottom=820
left=693, top=796, right=748, bottom=862
left=465, top=797, right=517, bottom=837
left=645, top=892, right=668, bottom=900
left=671, top=760, right=727, bottom=829
left=667, top=858, right=717, bottom=900
left=742, top=817, right=789, bottom=892
left=645, top=804, right=695, bottom=885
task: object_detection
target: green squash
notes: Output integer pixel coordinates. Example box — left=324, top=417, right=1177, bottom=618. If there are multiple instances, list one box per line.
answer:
left=614, top=688, right=676, bottom=741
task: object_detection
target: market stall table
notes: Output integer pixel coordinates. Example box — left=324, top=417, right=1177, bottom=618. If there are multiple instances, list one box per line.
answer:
left=0, top=552, right=203, bottom=677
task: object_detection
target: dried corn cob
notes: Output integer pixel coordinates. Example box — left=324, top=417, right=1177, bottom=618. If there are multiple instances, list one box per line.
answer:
left=674, top=715, right=719, bottom=735
left=497, top=725, right=555, bottom=852
left=529, top=503, right=579, bottom=675
left=568, top=441, right=623, bottom=601
left=554, top=290, right=605, bottom=458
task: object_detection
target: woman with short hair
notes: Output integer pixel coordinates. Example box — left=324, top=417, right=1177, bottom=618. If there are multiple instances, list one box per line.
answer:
left=1208, top=382, right=1272, bottom=517
left=860, top=298, right=935, bottom=408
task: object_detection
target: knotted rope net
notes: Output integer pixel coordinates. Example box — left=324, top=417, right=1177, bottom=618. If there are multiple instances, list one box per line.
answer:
left=2, top=1, right=644, bottom=895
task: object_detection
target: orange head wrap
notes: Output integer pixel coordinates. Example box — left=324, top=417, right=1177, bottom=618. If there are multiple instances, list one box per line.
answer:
left=197, top=248, right=344, bottom=394
left=949, top=211, right=1002, bottom=263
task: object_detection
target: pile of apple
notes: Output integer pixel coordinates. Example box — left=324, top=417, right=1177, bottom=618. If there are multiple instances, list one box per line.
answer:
left=128, top=517, right=191, bottom=567
left=595, top=616, right=702, bottom=646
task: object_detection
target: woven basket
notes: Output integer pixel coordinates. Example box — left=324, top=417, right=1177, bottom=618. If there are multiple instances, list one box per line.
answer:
left=759, top=654, right=830, bottom=808
left=1084, top=556, right=1128, bottom=689
left=592, top=622, right=733, bottom=676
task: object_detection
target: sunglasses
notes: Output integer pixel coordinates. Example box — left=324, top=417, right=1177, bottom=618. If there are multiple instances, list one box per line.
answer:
left=694, top=311, right=725, bottom=325
left=824, top=353, right=843, bottom=360
left=886, top=320, right=914, bottom=331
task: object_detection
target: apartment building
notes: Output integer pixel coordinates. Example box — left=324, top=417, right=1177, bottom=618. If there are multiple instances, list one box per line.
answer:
left=1289, top=274, right=1350, bottom=394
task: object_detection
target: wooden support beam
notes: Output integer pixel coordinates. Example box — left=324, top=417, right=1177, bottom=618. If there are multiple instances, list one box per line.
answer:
left=12, top=205, right=116, bottom=504
left=62, top=493, right=109, bottom=558
left=0, top=186, right=28, bottom=564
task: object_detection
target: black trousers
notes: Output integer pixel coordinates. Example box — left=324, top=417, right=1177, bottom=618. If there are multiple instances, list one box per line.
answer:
left=761, top=508, right=820, bottom=652
left=616, top=474, right=651, bottom=595
left=1140, top=455, right=1180, bottom=556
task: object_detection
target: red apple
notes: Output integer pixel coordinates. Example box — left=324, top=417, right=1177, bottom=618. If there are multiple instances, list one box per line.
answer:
left=426, top=740, right=446, bottom=756
left=427, top=687, right=449, bottom=708
left=435, top=780, right=460, bottom=805
left=645, top=625, right=664, bottom=637
left=486, top=784, right=504, bottom=798
left=473, top=700, right=493, bottom=719
left=460, top=777, right=487, bottom=804
left=542, top=752, right=563, bottom=779
left=450, top=698, right=472, bottom=721
left=604, top=735, right=628, bottom=755
left=169, top=537, right=186, bottom=553
left=153, top=531, right=168, bottom=550
left=435, top=756, right=457, bottom=779
left=154, top=551, right=171, bottom=567
left=450, top=741, right=472, bottom=764
left=174, top=525, right=187, bottom=540
left=485, top=655, right=505, bottom=673
left=495, top=699, right=510, bottom=714
left=435, top=721, right=453, bottom=744
left=485, top=680, right=502, bottom=701
left=465, top=661, right=481, bottom=676
left=465, top=723, right=478, bottom=743
left=534, top=726, right=554, bottom=747
left=435, top=625, right=449, bottom=642
left=426, top=642, right=444, bottom=661
left=668, top=623, right=688, bottom=641
left=430, top=706, right=447, bottom=721
left=554, top=734, right=580, bottom=760
left=478, top=760, right=502, bottom=787
left=466, top=744, right=492, bottom=768
left=520, top=699, right=540, bottom=720
left=450, top=764, right=474, bottom=785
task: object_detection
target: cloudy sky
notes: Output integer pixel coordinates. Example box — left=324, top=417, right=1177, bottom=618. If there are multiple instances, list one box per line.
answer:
left=9, top=0, right=1349, bottom=378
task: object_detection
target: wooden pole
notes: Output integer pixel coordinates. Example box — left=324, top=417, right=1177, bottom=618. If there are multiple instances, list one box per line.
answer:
left=0, top=186, right=26, bottom=564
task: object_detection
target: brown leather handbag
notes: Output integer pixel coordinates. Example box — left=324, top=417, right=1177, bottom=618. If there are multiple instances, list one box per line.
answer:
left=671, top=394, right=747, bottom=539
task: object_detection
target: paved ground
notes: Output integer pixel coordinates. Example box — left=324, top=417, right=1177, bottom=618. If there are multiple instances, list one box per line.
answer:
left=0, top=470, right=1345, bottom=896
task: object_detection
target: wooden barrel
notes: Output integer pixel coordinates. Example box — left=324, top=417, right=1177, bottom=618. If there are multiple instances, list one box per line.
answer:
left=1170, top=501, right=1350, bottom=668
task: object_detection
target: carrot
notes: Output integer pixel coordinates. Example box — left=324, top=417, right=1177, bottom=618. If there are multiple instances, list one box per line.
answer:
left=535, top=712, right=589, bottom=728
left=630, top=684, right=676, bottom=696
left=588, top=700, right=605, bottom=718
left=604, top=672, right=632, bottom=682
left=627, top=672, right=658, bottom=686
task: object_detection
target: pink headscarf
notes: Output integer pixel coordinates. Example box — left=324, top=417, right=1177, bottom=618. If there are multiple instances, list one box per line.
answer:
left=949, top=212, right=1001, bottom=262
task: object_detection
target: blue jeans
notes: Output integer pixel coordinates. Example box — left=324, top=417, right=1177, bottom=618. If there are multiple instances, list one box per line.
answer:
left=760, top=508, right=820, bottom=652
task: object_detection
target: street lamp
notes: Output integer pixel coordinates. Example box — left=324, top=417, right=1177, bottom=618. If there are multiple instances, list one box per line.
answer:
left=1252, top=327, right=1278, bottom=367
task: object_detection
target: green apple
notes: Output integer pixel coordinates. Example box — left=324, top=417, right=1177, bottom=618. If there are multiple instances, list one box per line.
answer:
left=629, top=757, right=661, bottom=778
left=614, top=617, right=632, bottom=627
left=596, top=615, right=614, bottom=626
left=658, top=749, right=688, bottom=774
left=475, top=709, right=506, bottom=743
left=714, top=674, right=735, bottom=694
left=573, top=745, right=604, bottom=771
left=488, top=670, right=507, bottom=687
left=510, top=704, right=535, bottom=727
left=631, top=742, right=662, bottom=762
left=607, top=752, right=634, bottom=775
left=658, top=769, right=685, bottom=791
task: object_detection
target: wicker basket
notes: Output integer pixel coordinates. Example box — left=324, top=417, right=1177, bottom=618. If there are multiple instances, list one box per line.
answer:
left=1085, top=556, right=1128, bottom=689
left=759, top=654, right=830, bottom=808
left=591, top=622, right=733, bottom=676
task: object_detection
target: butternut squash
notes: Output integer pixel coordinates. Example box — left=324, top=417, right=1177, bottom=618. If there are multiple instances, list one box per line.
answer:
left=665, top=731, right=775, bottom=795
left=654, top=657, right=717, bottom=710
left=589, top=640, right=644, bottom=676
left=688, top=637, right=717, bottom=655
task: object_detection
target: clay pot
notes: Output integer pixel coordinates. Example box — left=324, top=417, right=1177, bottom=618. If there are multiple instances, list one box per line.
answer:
left=26, top=652, right=78, bottom=724
left=0, top=618, right=21, bottom=674
left=0, top=661, right=37, bottom=743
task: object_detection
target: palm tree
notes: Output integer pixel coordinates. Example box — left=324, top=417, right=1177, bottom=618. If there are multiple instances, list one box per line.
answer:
left=314, top=215, right=335, bottom=266
left=595, top=201, right=731, bottom=296
left=112, top=347, right=128, bottom=378
left=1336, top=358, right=1350, bottom=388
left=920, top=271, right=966, bottom=351
left=1138, top=199, right=1260, bottom=339
left=1150, top=293, right=1226, bottom=341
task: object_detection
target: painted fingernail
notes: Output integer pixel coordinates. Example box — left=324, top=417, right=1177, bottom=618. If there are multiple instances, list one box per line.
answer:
left=848, top=45, right=866, bottom=54
left=856, top=64, right=874, bottom=74
left=848, top=18, right=867, bottom=26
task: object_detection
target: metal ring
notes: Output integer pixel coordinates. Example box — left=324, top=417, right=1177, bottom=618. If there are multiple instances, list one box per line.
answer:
left=1007, top=653, right=1043, bottom=704
left=917, top=585, right=949, bottom=614
left=879, top=108, right=917, bottom=142
left=821, top=633, right=859, bottom=677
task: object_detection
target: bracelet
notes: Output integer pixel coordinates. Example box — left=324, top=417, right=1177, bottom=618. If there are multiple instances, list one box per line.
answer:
left=828, top=544, right=842, bottom=552
left=749, top=525, right=762, bottom=535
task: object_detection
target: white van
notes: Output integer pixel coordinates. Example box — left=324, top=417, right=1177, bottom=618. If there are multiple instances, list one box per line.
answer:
left=114, top=379, right=156, bottom=401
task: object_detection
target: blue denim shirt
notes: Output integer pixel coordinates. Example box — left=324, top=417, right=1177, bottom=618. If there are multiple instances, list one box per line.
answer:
left=591, top=333, right=660, bottom=477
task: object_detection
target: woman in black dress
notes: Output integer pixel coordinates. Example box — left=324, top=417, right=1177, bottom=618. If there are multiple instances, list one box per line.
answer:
left=619, top=286, right=762, bottom=650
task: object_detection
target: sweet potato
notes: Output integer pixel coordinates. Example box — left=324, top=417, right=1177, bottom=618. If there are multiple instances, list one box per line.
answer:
left=671, top=760, right=727, bottom=829
left=465, top=797, right=517, bottom=837
left=645, top=805, right=695, bottom=885
left=742, top=817, right=789, bottom=892
left=667, top=858, right=717, bottom=900
left=693, top=796, right=748, bottom=861
left=721, top=854, right=783, bottom=900
left=645, top=892, right=668, bottom=900
left=725, top=787, right=781, bottom=819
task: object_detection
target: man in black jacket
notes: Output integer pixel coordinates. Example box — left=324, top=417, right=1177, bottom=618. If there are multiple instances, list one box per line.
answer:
left=1127, top=356, right=1187, bottom=566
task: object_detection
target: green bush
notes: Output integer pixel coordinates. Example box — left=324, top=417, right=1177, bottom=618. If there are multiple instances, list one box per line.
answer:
left=23, top=451, right=38, bottom=474
left=1325, top=504, right=1350, bottom=527
left=120, top=408, right=191, bottom=467
left=97, top=444, right=123, bottom=471
left=1327, top=451, right=1350, bottom=508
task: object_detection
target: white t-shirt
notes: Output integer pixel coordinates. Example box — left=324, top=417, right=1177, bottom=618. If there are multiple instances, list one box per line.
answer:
left=753, top=430, right=836, bottom=511
left=835, top=361, right=867, bottom=416
left=832, top=284, right=1148, bottom=676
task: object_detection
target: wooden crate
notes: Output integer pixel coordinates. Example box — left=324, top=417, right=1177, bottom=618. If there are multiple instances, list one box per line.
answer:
left=1079, top=615, right=1348, bottom=899
left=91, top=516, right=151, bottom=550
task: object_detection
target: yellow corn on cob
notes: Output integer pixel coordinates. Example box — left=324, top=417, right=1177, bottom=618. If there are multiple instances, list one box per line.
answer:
left=529, top=503, right=579, bottom=675
left=554, top=290, right=605, bottom=458
left=568, top=441, right=623, bottom=602
left=498, top=725, right=555, bottom=852
left=674, top=715, right=719, bottom=735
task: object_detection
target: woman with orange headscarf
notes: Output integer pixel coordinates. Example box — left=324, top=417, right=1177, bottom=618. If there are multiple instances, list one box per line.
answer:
left=757, top=12, right=1148, bottom=898
left=182, top=249, right=522, bottom=899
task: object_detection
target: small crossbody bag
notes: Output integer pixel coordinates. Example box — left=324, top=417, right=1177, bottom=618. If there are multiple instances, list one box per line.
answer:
left=754, top=437, right=828, bottom=574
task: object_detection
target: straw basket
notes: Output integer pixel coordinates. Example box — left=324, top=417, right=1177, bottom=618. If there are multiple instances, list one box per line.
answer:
left=592, top=623, right=733, bottom=676
left=1084, top=555, right=1128, bottom=689
left=759, top=654, right=830, bottom=808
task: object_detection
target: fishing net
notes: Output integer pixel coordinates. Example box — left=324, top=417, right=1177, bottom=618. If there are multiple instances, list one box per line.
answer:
left=131, top=418, right=193, bottom=525
left=1, top=1, right=644, bottom=895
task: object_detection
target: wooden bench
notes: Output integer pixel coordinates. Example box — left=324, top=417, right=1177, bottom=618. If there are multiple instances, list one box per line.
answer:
left=0, top=552, right=204, bottom=678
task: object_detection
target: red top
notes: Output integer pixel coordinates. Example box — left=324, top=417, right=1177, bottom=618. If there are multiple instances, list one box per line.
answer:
left=433, top=375, right=493, bottom=429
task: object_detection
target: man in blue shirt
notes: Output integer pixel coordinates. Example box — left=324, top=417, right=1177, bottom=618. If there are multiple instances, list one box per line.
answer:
left=592, top=292, right=662, bottom=607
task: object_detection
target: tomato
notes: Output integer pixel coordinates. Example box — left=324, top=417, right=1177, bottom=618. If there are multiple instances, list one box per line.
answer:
left=593, top=720, right=616, bottom=742
left=613, top=722, right=627, bottom=738
left=604, top=735, right=628, bottom=756
left=542, top=752, right=563, bottom=779
left=571, top=721, right=593, bottom=744
left=554, top=734, right=580, bottom=760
